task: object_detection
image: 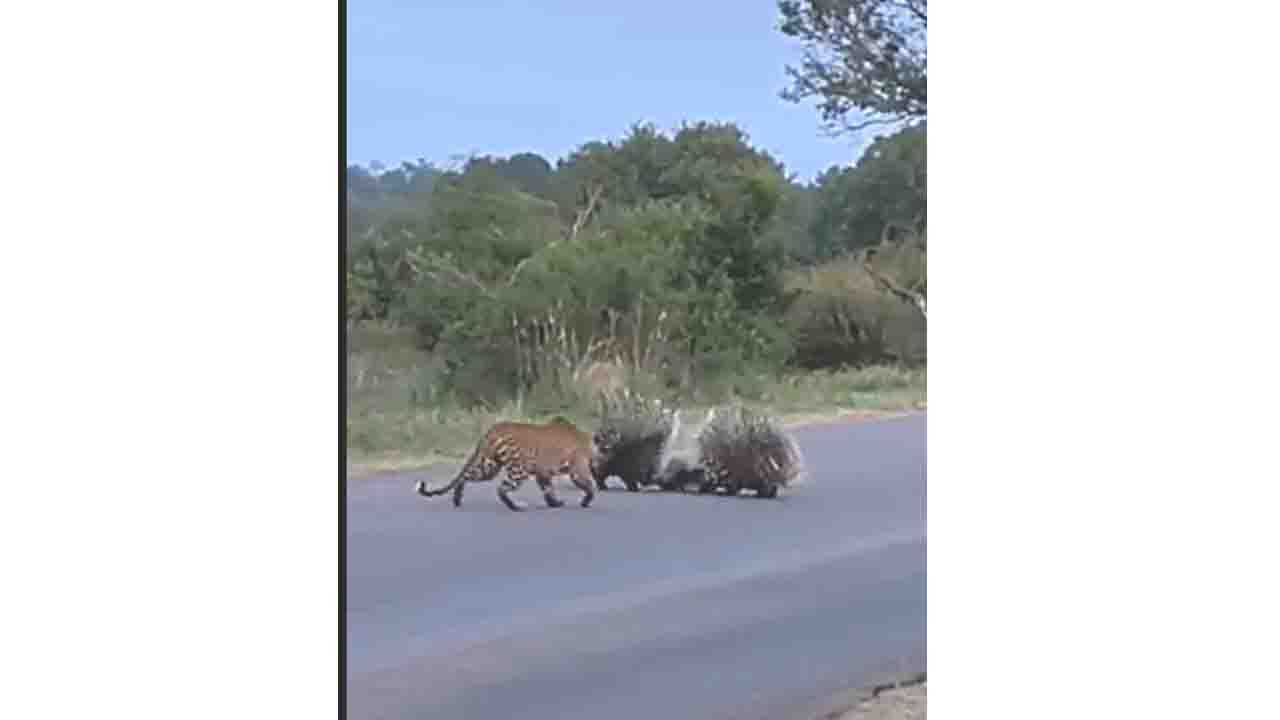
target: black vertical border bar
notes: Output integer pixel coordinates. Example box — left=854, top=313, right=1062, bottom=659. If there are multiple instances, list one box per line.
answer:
left=338, top=0, right=348, bottom=715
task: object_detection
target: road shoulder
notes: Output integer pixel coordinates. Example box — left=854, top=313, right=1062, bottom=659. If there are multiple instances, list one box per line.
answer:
left=800, top=672, right=926, bottom=720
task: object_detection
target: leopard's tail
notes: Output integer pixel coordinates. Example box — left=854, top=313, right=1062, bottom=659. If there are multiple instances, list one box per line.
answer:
left=415, top=443, right=482, bottom=497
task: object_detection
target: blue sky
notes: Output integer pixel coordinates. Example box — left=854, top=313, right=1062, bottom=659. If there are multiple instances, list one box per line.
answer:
left=347, top=1, right=884, bottom=182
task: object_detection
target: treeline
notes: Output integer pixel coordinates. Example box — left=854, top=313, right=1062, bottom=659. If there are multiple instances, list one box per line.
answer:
left=346, top=120, right=925, bottom=410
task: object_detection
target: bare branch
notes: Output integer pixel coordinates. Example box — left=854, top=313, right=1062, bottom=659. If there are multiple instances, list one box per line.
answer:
left=861, top=249, right=926, bottom=320
left=888, top=0, right=928, bottom=25
left=506, top=182, right=604, bottom=289
left=568, top=183, right=604, bottom=242
left=819, top=112, right=908, bottom=138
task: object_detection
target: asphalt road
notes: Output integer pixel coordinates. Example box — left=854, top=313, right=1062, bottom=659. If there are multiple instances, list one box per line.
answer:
left=346, top=413, right=926, bottom=720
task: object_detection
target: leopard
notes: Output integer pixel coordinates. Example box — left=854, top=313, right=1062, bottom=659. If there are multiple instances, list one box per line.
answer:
left=415, top=417, right=618, bottom=512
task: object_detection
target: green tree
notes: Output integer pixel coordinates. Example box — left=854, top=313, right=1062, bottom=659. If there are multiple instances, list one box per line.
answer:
left=556, top=122, right=793, bottom=315
left=451, top=153, right=556, bottom=199
left=810, top=122, right=925, bottom=259
left=778, top=0, right=927, bottom=135
left=498, top=152, right=555, bottom=198
left=778, top=0, right=928, bottom=323
left=552, top=123, right=678, bottom=215
left=762, top=180, right=821, bottom=264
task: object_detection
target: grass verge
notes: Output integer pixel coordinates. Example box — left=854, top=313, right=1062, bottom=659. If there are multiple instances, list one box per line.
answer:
left=347, top=324, right=925, bottom=479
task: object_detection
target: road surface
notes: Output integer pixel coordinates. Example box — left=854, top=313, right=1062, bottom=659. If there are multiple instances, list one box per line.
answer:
left=346, top=413, right=926, bottom=720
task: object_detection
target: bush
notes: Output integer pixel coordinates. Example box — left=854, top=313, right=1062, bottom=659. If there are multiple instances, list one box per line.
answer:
left=785, top=256, right=925, bottom=368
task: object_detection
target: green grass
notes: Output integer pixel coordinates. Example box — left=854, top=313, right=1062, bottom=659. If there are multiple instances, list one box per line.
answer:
left=762, top=365, right=926, bottom=413
left=346, top=323, right=925, bottom=477
left=346, top=323, right=601, bottom=476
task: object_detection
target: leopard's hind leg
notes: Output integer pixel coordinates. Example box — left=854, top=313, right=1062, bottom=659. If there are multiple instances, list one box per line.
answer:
left=454, top=454, right=500, bottom=508
left=569, top=455, right=596, bottom=508
left=497, top=463, right=531, bottom=512
left=535, top=473, right=565, bottom=508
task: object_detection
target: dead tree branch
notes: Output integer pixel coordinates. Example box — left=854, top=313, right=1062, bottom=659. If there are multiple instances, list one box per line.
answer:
left=506, top=182, right=604, bottom=289
left=568, top=183, right=604, bottom=242
left=861, top=248, right=926, bottom=320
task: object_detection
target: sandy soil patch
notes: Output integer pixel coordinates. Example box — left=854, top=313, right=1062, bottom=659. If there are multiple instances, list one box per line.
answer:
left=811, top=674, right=926, bottom=720
left=826, top=682, right=925, bottom=719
